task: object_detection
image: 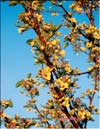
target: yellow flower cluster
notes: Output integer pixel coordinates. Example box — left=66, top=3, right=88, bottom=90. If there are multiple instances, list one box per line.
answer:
left=52, top=12, right=59, bottom=16
left=1, top=100, right=13, bottom=107
left=80, top=47, right=86, bottom=52
left=62, top=97, right=70, bottom=107
left=69, top=2, right=82, bottom=13
left=47, top=38, right=60, bottom=48
left=64, top=64, right=71, bottom=73
left=0, top=112, right=7, bottom=119
left=98, top=1, right=100, bottom=7
left=96, top=111, right=100, bottom=114
left=35, top=13, right=43, bottom=23
left=58, top=96, right=70, bottom=107
left=56, top=32, right=62, bottom=36
left=86, top=42, right=92, bottom=49
left=68, top=17, right=77, bottom=23
left=78, top=108, right=91, bottom=119
left=34, top=123, right=40, bottom=127
left=21, top=80, right=33, bottom=87
left=69, top=108, right=77, bottom=115
left=1, top=100, right=10, bottom=105
left=32, top=1, right=40, bottom=10
left=59, top=50, right=65, bottom=57
left=56, top=76, right=71, bottom=91
left=39, top=67, right=52, bottom=81
left=18, top=27, right=26, bottom=34
left=85, top=25, right=100, bottom=39
left=88, top=66, right=93, bottom=71
left=86, top=89, right=93, bottom=96
left=34, top=59, right=39, bottom=63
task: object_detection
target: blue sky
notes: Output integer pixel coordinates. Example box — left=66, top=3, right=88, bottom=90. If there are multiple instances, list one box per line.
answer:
left=1, top=1, right=99, bottom=128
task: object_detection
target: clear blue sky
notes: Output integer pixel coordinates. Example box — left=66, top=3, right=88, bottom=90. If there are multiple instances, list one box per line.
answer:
left=1, top=1, right=99, bottom=128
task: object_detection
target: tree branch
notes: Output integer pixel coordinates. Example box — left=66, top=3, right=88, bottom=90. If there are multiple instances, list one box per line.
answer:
left=59, top=3, right=94, bottom=41
left=89, top=53, right=99, bottom=105
left=68, top=70, right=92, bottom=76
left=80, top=0, right=95, bottom=26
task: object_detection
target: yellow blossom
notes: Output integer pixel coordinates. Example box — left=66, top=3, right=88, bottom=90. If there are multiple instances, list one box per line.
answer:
left=30, top=40, right=36, bottom=46
left=69, top=3, right=74, bottom=9
left=41, top=45, right=45, bottom=50
left=69, top=109, right=75, bottom=115
left=26, top=107, right=31, bottom=112
left=75, top=6, right=82, bottom=13
left=62, top=97, right=70, bottom=107
left=52, top=40, right=57, bottom=45
left=42, top=118, right=47, bottom=123
left=48, top=44, right=53, bottom=48
left=86, top=42, right=92, bottom=48
left=56, top=77, right=70, bottom=91
left=86, top=111, right=91, bottom=118
left=89, top=25, right=96, bottom=31
left=40, top=83, right=45, bottom=87
left=98, top=1, right=100, bottom=6
left=60, top=83, right=68, bottom=91
left=34, top=59, right=39, bottom=63
left=55, top=49, right=59, bottom=53
left=52, top=12, right=58, bottom=16
left=85, top=29, right=91, bottom=34
left=93, top=32, right=100, bottom=39
left=34, top=109, right=37, bottom=113
left=41, top=67, right=52, bottom=81
left=81, top=47, right=86, bottom=52
left=34, top=123, right=40, bottom=127
left=78, top=108, right=91, bottom=119
left=59, top=50, right=65, bottom=57
left=69, top=3, right=82, bottom=13
left=64, top=64, right=71, bottom=73
left=78, top=108, right=85, bottom=119
left=35, top=13, right=43, bottom=22
left=88, top=66, right=93, bottom=71
left=71, top=38, right=75, bottom=43
left=30, top=98, right=36, bottom=103
left=69, top=18, right=77, bottom=23
left=18, top=27, right=26, bottom=34
left=11, top=119, right=17, bottom=124
left=96, top=111, right=100, bottom=114
left=32, top=1, right=40, bottom=10
left=56, top=32, right=62, bottom=36
left=0, top=112, right=7, bottom=118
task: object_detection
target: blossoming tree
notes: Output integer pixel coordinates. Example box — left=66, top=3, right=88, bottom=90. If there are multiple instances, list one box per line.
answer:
left=1, top=0, right=100, bottom=128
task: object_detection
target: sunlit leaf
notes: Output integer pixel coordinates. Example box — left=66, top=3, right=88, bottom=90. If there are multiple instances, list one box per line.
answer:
left=27, top=73, right=31, bottom=78
left=8, top=100, right=13, bottom=107
left=9, top=1, right=18, bottom=6
left=26, top=39, right=33, bottom=45
left=16, top=80, right=23, bottom=87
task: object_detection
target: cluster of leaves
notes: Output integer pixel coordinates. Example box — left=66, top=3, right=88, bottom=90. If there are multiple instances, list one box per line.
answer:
left=1, top=0, right=100, bottom=128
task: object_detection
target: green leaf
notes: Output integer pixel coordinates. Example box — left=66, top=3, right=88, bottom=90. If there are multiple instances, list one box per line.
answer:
left=31, top=121, right=36, bottom=125
left=35, top=91, right=39, bottom=96
left=52, top=24, right=62, bottom=32
left=46, top=24, right=62, bottom=40
left=64, top=42, right=69, bottom=48
left=41, top=104, right=54, bottom=109
left=27, top=73, right=31, bottom=78
left=9, top=1, right=18, bottom=6
left=26, top=39, right=33, bottom=45
left=8, top=100, right=13, bottom=107
left=16, top=80, right=23, bottom=87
